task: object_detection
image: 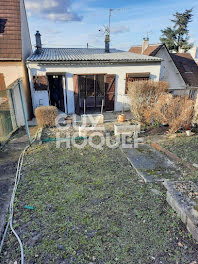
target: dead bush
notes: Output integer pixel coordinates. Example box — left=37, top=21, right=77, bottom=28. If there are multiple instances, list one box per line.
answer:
left=152, top=94, right=195, bottom=133
left=193, top=93, right=198, bottom=124
left=127, top=80, right=169, bottom=123
left=35, top=106, right=58, bottom=128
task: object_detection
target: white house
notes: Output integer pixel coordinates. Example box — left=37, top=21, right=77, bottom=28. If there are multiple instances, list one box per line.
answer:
left=26, top=32, right=161, bottom=115
left=129, top=39, right=198, bottom=98
left=188, top=46, right=198, bottom=65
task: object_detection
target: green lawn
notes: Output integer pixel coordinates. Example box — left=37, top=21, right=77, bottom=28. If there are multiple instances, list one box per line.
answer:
left=1, top=141, right=198, bottom=263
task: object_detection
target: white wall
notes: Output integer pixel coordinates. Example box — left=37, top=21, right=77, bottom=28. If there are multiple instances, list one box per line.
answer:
left=0, top=62, right=31, bottom=120
left=27, top=62, right=161, bottom=113
left=155, top=46, right=186, bottom=91
left=8, top=81, right=26, bottom=127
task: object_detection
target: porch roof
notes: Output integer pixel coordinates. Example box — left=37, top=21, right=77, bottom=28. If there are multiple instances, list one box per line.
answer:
left=26, top=48, right=162, bottom=63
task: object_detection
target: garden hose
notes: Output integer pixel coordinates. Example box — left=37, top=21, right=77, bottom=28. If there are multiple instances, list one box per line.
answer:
left=0, top=135, right=36, bottom=264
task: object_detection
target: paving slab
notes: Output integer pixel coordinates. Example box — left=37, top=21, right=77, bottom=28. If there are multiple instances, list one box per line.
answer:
left=122, top=144, right=182, bottom=183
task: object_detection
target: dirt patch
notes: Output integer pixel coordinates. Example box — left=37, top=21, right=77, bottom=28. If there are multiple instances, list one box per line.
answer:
left=142, top=126, right=169, bottom=136
left=0, top=127, right=38, bottom=241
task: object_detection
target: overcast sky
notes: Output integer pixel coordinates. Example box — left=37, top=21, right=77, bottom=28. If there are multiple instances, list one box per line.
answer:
left=25, top=0, right=198, bottom=51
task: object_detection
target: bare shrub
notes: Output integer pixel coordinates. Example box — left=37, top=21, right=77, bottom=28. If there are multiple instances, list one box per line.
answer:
left=127, top=80, right=169, bottom=123
left=193, top=93, right=198, bottom=124
left=152, top=94, right=195, bottom=133
left=35, top=106, right=58, bottom=128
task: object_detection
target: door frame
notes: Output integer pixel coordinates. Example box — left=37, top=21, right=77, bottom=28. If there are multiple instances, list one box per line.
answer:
left=47, top=73, right=66, bottom=113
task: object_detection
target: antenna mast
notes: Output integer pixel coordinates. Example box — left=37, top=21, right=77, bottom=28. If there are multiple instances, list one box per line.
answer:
left=108, top=8, right=121, bottom=40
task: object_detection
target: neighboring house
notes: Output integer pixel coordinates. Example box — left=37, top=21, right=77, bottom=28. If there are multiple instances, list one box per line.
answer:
left=0, top=0, right=32, bottom=124
left=188, top=46, right=198, bottom=65
left=129, top=39, right=198, bottom=98
left=26, top=33, right=162, bottom=114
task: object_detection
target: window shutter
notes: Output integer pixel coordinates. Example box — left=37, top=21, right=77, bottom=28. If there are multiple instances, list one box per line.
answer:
left=125, top=74, right=129, bottom=94
left=105, top=74, right=116, bottom=111
left=0, top=74, right=6, bottom=91
left=125, top=72, right=150, bottom=94
left=73, top=74, right=80, bottom=114
left=33, top=76, right=48, bottom=91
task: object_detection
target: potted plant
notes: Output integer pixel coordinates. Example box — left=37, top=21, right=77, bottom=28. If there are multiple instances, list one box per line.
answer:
left=184, top=124, right=191, bottom=136
left=117, top=95, right=126, bottom=122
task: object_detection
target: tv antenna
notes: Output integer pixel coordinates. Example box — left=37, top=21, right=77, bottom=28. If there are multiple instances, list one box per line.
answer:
left=99, top=8, right=121, bottom=40
left=144, top=31, right=152, bottom=40
left=109, top=8, right=121, bottom=39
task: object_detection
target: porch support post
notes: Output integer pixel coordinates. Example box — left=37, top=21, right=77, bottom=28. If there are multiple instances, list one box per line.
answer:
left=63, top=74, right=67, bottom=114
left=27, top=66, right=35, bottom=113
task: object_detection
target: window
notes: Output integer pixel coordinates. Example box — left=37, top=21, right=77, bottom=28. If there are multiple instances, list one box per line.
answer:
left=125, top=72, right=150, bottom=93
left=86, top=75, right=95, bottom=96
left=33, top=76, right=48, bottom=91
left=96, top=75, right=105, bottom=96
left=78, top=74, right=105, bottom=108
left=0, top=19, right=7, bottom=34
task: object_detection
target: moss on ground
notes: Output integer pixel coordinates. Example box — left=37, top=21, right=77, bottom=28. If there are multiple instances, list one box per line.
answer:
left=161, top=136, right=198, bottom=182
left=161, top=136, right=198, bottom=165
left=1, top=141, right=198, bottom=263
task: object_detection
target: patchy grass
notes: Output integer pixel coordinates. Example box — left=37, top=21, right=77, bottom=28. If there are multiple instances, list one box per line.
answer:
left=161, top=135, right=198, bottom=165
left=160, top=135, right=198, bottom=182
left=1, top=141, right=198, bottom=263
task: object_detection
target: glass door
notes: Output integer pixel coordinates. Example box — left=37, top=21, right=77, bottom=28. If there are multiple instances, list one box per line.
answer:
left=78, top=74, right=105, bottom=110
left=86, top=75, right=95, bottom=108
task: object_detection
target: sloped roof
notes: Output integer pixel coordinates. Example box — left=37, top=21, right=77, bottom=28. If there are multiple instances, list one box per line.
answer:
left=171, top=53, right=198, bottom=87
left=27, top=48, right=162, bottom=63
left=129, top=45, right=162, bottom=56
left=0, top=0, right=22, bottom=60
left=129, top=46, right=142, bottom=54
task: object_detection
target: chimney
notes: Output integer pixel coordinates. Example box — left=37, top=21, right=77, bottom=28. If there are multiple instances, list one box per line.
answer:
left=105, top=34, right=110, bottom=53
left=35, top=31, right=42, bottom=53
left=142, top=37, right=149, bottom=54
left=178, top=47, right=185, bottom=53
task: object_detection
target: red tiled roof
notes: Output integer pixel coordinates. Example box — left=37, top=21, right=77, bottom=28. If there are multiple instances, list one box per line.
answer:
left=145, top=45, right=163, bottom=56
left=0, top=0, right=22, bottom=60
left=129, top=45, right=162, bottom=56
left=170, top=53, right=198, bottom=87
left=129, top=46, right=142, bottom=54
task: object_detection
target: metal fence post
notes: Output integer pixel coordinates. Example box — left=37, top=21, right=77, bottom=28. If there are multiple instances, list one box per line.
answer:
left=18, top=79, right=31, bottom=145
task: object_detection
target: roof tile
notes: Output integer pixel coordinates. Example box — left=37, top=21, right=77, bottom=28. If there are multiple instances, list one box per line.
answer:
left=0, top=0, right=22, bottom=60
left=171, top=53, right=198, bottom=87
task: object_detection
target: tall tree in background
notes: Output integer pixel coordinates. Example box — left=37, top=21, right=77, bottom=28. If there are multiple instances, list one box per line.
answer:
left=160, top=8, right=193, bottom=52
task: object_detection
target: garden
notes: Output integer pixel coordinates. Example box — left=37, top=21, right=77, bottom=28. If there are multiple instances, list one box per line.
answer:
left=1, top=141, right=198, bottom=263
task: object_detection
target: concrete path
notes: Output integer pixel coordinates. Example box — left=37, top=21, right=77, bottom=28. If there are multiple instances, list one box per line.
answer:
left=0, top=128, right=36, bottom=240
left=122, top=144, right=182, bottom=183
